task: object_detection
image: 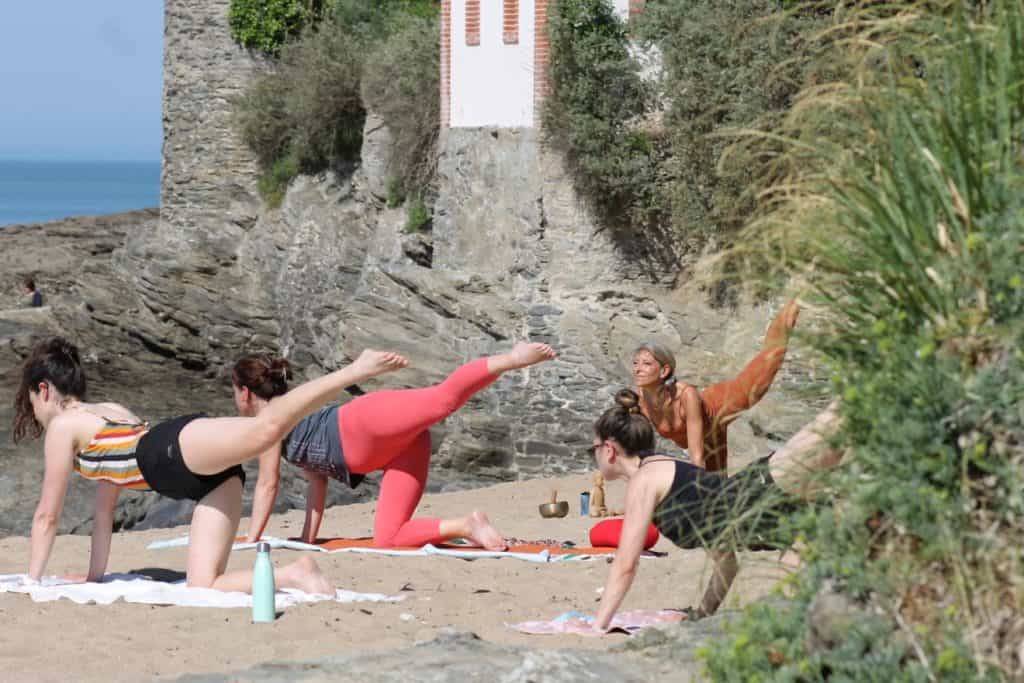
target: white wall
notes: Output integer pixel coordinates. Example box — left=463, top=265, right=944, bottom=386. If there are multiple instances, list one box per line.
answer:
left=451, top=0, right=536, bottom=128
left=612, top=0, right=630, bottom=20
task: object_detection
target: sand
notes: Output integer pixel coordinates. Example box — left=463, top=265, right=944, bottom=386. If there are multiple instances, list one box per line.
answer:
left=0, top=472, right=796, bottom=681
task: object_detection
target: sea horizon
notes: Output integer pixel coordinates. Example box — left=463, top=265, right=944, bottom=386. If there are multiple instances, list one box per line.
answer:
left=0, top=158, right=161, bottom=228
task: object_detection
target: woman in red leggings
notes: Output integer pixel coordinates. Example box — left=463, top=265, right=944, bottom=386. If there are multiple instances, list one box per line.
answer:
left=632, top=300, right=800, bottom=472
left=234, top=342, right=557, bottom=549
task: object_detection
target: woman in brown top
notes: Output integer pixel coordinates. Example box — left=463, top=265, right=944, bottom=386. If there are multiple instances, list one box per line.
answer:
left=631, top=300, right=800, bottom=472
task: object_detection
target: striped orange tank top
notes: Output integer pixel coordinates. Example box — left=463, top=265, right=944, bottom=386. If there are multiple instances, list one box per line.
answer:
left=75, top=420, right=152, bottom=490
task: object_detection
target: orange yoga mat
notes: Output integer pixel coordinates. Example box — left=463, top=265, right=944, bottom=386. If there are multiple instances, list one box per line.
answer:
left=312, top=537, right=618, bottom=556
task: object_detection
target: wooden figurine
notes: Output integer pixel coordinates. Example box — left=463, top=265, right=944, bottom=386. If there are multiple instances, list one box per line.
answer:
left=589, top=471, right=608, bottom=517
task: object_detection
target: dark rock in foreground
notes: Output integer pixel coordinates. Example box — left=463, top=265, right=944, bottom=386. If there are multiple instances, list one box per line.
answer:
left=172, top=614, right=734, bottom=683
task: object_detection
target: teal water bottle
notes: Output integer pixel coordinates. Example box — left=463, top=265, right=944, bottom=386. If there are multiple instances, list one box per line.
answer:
left=252, top=541, right=276, bottom=623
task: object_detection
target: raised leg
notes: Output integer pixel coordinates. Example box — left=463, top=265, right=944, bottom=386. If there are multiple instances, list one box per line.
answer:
left=700, top=301, right=799, bottom=471
left=180, top=350, right=408, bottom=476
left=342, top=342, right=557, bottom=473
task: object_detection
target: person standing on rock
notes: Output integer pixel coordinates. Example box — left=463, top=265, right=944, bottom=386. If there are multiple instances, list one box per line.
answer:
left=586, top=391, right=842, bottom=631
left=13, top=336, right=410, bottom=593
left=631, top=300, right=800, bottom=472
left=232, top=342, right=558, bottom=549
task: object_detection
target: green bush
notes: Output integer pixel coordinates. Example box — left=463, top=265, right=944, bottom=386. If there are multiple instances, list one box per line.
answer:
left=362, top=13, right=440, bottom=201
left=636, top=0, right=834, bottom=242
left=257, top=152, right=299, bottom=208
left=705, top=1, right=1024, bottom=678
left=228, top=0, right=329, bottom=56
left=405, top=196, right=431, bottom=233
left=543, top=0, right=662, bottom=229
left=278, top=26, right=364, bottom=172
left=233, top=24, right=364, bottom=203
left=232, top=1, right=440, bottom=212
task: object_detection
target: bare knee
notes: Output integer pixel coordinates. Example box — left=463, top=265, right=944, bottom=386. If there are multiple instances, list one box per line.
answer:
left=373, top=529, right=399, bottom=548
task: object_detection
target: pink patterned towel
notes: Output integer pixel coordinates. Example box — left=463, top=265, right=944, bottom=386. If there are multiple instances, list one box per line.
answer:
left=510, top=608, right=686, bottom=636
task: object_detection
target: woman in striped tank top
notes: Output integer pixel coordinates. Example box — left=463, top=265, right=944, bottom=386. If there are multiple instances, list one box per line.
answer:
left=13, top=336, right=409, bottom=593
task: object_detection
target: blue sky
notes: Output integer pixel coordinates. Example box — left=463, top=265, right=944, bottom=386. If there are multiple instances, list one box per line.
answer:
left=0, top=2, right=163, bottom=162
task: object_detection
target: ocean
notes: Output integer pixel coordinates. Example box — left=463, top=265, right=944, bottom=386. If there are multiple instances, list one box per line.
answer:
left=0, top=159, right=160, bottom=228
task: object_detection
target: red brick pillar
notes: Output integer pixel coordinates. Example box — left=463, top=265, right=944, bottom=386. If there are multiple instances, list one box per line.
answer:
left=440, top=0, right=451, bottom=128
left=533, top=0, right=549, bottom=128
left=628, top=0, right=646, bottom=20
left=466, top=0, right=481, bottom=46
left=503, top=0, right=519, bottom=44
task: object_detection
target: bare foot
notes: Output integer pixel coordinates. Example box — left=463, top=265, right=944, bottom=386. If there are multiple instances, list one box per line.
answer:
left=782, top=299, right=800, bottom=329
left=283, top=556, right=333, bottom=596
left=490, top=342, right=557, bottom=373
left=351, top=349, right=409, bottom=379
left=467, top=510, right=508, bottom=551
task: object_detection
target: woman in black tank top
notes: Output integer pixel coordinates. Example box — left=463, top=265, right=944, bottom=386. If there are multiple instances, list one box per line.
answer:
left=586, top=389, right=843, bottom=633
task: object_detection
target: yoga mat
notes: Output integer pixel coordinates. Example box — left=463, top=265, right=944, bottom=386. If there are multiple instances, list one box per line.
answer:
left=147, top=535, right=661, bottom=563
left=510, top=608, right=686, bottom=636
left=0, top=573, right=404, bottom=609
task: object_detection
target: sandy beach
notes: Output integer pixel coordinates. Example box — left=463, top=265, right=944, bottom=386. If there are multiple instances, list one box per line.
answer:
left=0, top=471, right=795, bottom=681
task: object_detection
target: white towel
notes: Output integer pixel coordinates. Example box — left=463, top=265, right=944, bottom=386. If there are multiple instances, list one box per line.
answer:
left=0, top=573, right=403, bottom=608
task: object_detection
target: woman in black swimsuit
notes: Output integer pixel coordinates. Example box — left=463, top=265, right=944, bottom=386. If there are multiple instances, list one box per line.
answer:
left=588, top=390, right=842, bottom=631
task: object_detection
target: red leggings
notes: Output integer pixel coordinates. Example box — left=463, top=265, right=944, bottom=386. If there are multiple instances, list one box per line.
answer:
left=338, top=358, right=498, bottom=547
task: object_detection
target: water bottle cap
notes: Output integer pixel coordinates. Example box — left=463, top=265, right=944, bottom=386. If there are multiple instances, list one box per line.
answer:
left=256, top=541, right=271, bottom=553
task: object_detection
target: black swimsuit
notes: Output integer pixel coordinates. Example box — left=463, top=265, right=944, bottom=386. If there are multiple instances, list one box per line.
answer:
left=650, top=455, right=793, bottom=550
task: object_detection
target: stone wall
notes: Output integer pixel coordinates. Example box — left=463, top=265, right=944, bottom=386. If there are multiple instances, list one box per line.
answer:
left=129, top=0, right=276, bottom=369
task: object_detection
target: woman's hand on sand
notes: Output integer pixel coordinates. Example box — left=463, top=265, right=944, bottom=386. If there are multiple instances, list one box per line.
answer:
left=351, top=350, right=408, bottom=379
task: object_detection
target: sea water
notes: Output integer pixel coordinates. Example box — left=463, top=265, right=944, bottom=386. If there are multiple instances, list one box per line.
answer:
left=0, top=159, right=160, bottom=228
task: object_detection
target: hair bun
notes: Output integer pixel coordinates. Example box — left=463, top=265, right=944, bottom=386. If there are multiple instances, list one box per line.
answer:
left=615, top=388, right=641, bottom=414
left=270, top=358, right=292, bottom=381
left=50, top=337, right=80, bottom=364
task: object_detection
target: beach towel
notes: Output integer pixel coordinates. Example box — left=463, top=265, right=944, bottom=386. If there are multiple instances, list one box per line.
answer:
left=146, top=535, right=662, bottom=563
left=0, top=573, right=403, bottom=609
left=510, top=609, right=686, bottom=636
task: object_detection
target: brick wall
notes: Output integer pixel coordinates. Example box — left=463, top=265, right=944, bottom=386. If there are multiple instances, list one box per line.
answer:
left=441, top=0, right=451, bottom=128
left=532, top=0, right=549, bottom=128
left=465, top=0, right=480, bottom=46
left=503, top=0, right=519, bottom=44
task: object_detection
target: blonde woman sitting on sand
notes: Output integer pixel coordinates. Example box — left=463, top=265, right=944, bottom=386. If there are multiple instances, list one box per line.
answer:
left=632, top=300, right=800, bottom=472
left=231, top=342, right=557, bottom=549
left=13, top=336, right=408, bottom=593
left=586, top=390, right=842, bottom=632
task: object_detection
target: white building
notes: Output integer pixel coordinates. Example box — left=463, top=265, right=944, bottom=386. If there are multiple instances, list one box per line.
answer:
left=441, top=0, right=645, bottom=128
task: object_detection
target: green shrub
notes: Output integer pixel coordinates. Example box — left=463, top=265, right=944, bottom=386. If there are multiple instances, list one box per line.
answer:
left=635, top=0, right=834, bottom=242
left=705, top=1, right=1024, bottom=678
left=362, top=13, right=440, bottom=202
left=543, top=0, right=662, bottom=229
left=405, top=196, right=431, bottom=233
left=257, top=152, right=299, bottom=208
left=232, top=2, right=440, bottom=211
left=228, top=0, right=329, bottom=56
left=278, top=26, right=364, bottom=173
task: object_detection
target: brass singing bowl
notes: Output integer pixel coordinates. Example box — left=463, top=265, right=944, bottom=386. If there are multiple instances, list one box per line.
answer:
left=538, top=501, right=570, bottom=518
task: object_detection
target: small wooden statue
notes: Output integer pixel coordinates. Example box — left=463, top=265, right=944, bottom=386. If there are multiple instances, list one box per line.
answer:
left=589, top=471, right=608, bottom=517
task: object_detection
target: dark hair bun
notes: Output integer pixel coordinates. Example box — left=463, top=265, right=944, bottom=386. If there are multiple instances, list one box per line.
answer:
left=270, top=358, right=292, bottom=382
left=49, top=337, right=81, bottom=365
left=615, top=388, right=641, bottom=414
